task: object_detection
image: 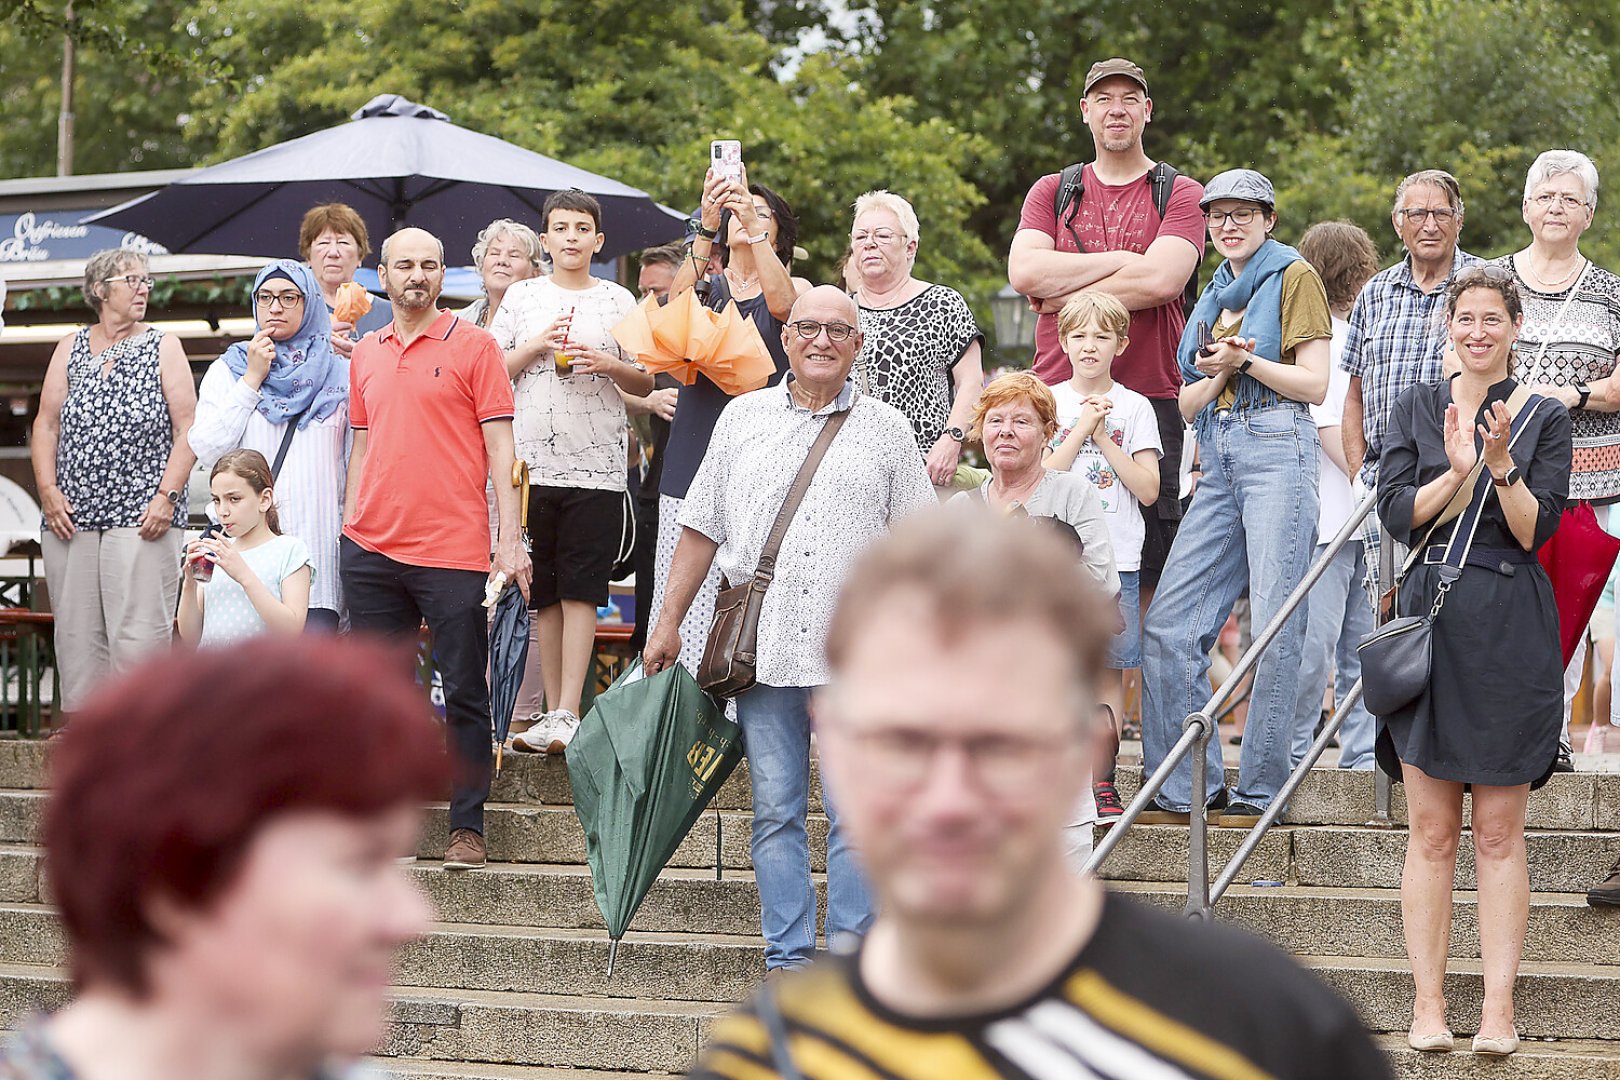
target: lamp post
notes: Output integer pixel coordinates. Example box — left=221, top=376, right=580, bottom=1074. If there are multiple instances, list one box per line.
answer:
left=991, top=283, right=1037, bottom=369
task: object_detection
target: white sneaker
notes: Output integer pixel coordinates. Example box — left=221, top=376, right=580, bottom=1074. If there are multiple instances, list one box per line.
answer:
left=545, top=710, right=580, bottom=754
left=512, top=712, right=557, bottom=754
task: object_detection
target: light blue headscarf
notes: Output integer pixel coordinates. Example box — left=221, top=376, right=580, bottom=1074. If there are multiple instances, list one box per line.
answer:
left=219, top=260, right=348, bottom=428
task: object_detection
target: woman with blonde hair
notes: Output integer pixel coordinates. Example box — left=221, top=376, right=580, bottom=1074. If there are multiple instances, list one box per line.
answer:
left=463, top=218, right=545, bottom=329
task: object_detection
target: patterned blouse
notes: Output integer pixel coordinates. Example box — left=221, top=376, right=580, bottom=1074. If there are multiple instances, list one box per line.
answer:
left=1491, top=255, right=1620, bottom=502
left=853, top=285, right=983, bottom=454
left=54, top=327, right=183, bottom=530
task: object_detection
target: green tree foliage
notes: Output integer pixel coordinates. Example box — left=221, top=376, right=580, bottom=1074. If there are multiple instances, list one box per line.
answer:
left=6, top=0, right=1620, bottom=308
left=0, top=0, right=215, bottom=175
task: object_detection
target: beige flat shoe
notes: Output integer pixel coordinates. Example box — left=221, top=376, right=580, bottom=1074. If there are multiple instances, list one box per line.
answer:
left=1471, top=1031, right=1519, bottom=1056
left=1407, top=1029, right=1454, bottom=1053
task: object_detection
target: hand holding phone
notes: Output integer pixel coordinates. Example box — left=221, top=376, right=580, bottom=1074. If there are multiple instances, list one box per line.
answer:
left=710, top=140, right=743, bottom=183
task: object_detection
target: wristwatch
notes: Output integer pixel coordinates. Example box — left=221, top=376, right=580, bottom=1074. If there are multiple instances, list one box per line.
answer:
left=1492, top=466, right=1522, bottom=488
left=1237, top=353, right=1255, bottom=374
left=944, top=426, right=967, bottom=442
left=1576, top=382, right=1592, bottom=409
left=164, top=489, right=182, bottom=506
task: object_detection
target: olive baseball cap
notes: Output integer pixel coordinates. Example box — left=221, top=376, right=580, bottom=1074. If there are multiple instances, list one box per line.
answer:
left=1084, top=58, right=1148, bottom=95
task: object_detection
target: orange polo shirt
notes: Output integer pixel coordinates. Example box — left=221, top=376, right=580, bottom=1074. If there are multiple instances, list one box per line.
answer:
left=345, top=309, right=515, bottom=572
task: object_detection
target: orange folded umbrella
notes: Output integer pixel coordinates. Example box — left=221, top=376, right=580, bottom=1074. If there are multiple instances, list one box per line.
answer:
left=612, top=289, right=775, bottom=396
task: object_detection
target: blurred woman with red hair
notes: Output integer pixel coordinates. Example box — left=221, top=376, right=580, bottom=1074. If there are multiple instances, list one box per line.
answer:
left=1, top=636, right=446, bottom=1079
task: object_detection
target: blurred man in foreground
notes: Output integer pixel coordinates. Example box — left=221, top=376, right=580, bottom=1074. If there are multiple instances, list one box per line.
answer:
left=691, top=508, right=1391, bottom=1080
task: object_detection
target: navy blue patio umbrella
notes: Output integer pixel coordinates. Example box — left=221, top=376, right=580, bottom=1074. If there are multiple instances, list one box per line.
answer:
left=84, top=95, right=685, bottom=262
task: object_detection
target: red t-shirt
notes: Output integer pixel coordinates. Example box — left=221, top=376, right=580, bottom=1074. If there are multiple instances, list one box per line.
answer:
left=345, top=310, right=516, bottom=572
left=1017, top=165, right=1207, bottom=398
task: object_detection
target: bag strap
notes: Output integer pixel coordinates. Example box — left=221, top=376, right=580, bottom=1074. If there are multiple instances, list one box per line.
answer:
left=1395, top=384, right=1542, bottom=587
left=270, top=407, right=311, bottom=481
left=754, top=406, right=851, bottom=582
left=756, top=984, right=806, bottom=1080
left=1054, top=163, right=1086, bottom=229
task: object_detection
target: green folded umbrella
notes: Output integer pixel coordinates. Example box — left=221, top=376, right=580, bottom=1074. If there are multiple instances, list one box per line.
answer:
left=565, top=661, right=743, bottom=974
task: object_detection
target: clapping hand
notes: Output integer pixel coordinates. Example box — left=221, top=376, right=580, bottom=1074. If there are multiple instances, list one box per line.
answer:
left=1442, top=403, right=1479, bottom=477
left=1478, top=400, right=1514, bottom=476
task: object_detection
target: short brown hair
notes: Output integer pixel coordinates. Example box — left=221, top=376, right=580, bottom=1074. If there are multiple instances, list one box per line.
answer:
left=828, top=507, right=1113, bottom=682
left=298, top=203, right=371, bottom=262
left=970, top=372, right=1057, bottom=442
left=543, top=188, right=602, bottom=232
left=1056, top=290, right=1130, bottom=339
left=1298, top=221, right=1380, bottom=310
left=1446, top=264, right=1524, bottom=323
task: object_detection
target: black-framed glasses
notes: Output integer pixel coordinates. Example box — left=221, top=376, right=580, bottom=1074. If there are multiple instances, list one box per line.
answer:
left=1204, top=207, right=1263, bottom=227
left=1396, top=207, right=1459, bottom=223
left=103, top=274, right=155, bottom=290
left=789, top=319, right=856, bottom=343
left=254, top=290, right=305, bottom=309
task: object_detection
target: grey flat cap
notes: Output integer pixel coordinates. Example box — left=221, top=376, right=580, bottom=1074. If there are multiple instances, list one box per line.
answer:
left=1199, top=168, right=1276, bottom=210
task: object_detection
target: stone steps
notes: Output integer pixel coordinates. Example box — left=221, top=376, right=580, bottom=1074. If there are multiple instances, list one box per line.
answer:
left=379, top=1060, right=651, bottom=1080
left=1378, top=1035, right=1620, bottom=1079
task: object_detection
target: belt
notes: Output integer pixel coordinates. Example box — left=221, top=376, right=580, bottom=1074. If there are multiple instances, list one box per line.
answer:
left=1423, top=545, right=1538, bottom=576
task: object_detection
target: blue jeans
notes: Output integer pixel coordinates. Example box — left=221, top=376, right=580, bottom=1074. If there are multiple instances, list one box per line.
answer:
left=735, top=683, right=873, bottom=969
left=1109, top=571, right=1143, bottom=669
left=1291, top=541, right=1377, bottom=770
left=1141, top=404, right=1320, bottom=811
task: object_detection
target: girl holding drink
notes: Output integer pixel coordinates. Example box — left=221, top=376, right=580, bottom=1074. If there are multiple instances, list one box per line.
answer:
left=178, top=450, right=313, bottom=647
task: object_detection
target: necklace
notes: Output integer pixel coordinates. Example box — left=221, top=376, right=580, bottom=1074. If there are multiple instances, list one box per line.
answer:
left=1522, top=250, right=1585, bottom=291
left=724, top=266, right=760, bottom=293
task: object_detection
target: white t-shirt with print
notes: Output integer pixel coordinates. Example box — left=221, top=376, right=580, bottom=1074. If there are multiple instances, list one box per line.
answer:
left=488, top=276, right=639, bottom=492
left=1311, top=318, right=1356, bottom=543
left=1049, top=380, right=1163, bottom=572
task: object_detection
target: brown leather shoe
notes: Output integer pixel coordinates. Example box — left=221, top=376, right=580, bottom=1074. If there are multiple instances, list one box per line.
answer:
left=444, top=828, right=486, bottom=871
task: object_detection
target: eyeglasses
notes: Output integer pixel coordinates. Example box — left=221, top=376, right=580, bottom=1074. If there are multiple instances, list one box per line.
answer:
left=1531, top=193, right=1589, bottom=211
left=844, top=728, right=1074, bottom=796
left=103, top=274, right=155, bottom=290
left=851, top=229, right=902, bottom=247
left=254, top=291, right=305, bottom=309
left=1204, top=207, right=1264, bottom=227
left=751, top=205, right=775, bottom=220
left=789, top=319, right=856, bottom=342
left=1396, top=207, right=1460, bottom=223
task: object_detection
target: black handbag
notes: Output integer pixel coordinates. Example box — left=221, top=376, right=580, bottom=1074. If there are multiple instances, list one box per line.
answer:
left=1358, top=386, right=1539, bottom=716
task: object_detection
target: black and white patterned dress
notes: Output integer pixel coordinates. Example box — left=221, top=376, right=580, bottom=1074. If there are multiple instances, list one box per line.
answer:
left=1492, top=255, right=1620, bottom=502
left=854, top=284, right=983, bottom=454
left=55, top=327, right=183, bottom=530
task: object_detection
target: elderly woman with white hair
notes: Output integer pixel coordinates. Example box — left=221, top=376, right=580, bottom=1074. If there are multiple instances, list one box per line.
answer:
left=849, top=190, right=986, bottom=487
left=462, top=218, right=545, bottom=329
left=1490, top=149, right=1620, bottom=767
left=31, top=248, right=197, bottom=715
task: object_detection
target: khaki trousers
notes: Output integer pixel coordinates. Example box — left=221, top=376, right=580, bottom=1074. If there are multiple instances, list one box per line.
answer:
left=43, top=527, right=181, bottom=713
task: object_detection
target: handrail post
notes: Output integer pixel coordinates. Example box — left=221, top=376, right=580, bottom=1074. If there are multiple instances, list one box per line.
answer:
left=1368, top=767, right=1396, bottom=828
left=1185, top=711, right=1214, bottom=921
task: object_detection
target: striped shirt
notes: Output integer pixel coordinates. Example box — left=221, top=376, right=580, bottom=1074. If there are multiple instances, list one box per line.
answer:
left=691, top=894, right=1390, bottom=1080
left=1339, top=248, right=1480, bottom=486
left=190, top=358, right=350, bottom=614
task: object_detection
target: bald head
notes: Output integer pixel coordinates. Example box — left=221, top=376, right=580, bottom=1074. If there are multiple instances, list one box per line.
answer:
left=378, top=228, right=446, bottom=312
left=789, top=284, right=860, bottom=325
left=782, top=285, right=863, bottom=398
left=379, top=227, right=444, bottom=267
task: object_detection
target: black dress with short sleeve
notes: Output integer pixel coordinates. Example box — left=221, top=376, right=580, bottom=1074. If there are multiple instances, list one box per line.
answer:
left=1374, top=375, right=1571, bottom=789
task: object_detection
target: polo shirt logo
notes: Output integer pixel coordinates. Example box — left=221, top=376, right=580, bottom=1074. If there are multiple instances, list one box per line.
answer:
left=434, top=366, right=442, bottom=378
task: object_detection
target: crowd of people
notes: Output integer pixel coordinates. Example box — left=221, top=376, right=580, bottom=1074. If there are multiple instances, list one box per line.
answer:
left=19, top=51, right=1620, bottom=1069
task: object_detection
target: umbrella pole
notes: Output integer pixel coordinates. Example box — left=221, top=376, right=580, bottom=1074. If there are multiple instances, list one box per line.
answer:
left=715, top=805, right=723, bottom=882
left=607, top=938, right=620, bottom=978
left=495, top=742, right=503, bottom=776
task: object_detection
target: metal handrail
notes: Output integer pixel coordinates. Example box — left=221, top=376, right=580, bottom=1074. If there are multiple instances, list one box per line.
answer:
left=1086, top=490, right=1381, bottom=920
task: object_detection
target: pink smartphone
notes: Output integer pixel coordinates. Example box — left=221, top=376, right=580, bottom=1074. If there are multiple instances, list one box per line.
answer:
left=710, top=140, right=742, bottom=182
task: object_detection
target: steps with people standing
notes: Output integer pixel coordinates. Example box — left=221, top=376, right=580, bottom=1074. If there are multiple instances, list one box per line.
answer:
left=2, top=740, right=1619, bottom=1077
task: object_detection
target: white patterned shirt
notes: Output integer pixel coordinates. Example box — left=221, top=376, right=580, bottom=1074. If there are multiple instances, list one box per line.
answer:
left=190, top=359, right=350, bottom=614
left=487, top=276, right=638, bottom=491
left=679, top=378, right=936, bottom=687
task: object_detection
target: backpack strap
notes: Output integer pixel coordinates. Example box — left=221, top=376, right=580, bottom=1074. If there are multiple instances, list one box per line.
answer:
left=1053, top=163, right=1086, bottom=234
left=1148, top=161, right=1180, bottom=220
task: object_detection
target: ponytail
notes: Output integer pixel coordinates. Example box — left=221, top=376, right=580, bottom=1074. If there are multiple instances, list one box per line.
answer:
left=210, top=449, right=282, bottom=535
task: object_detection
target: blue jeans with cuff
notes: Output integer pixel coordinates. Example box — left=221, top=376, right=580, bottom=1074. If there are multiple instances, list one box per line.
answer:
left=1141, top=404, right=1320, bottom=812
